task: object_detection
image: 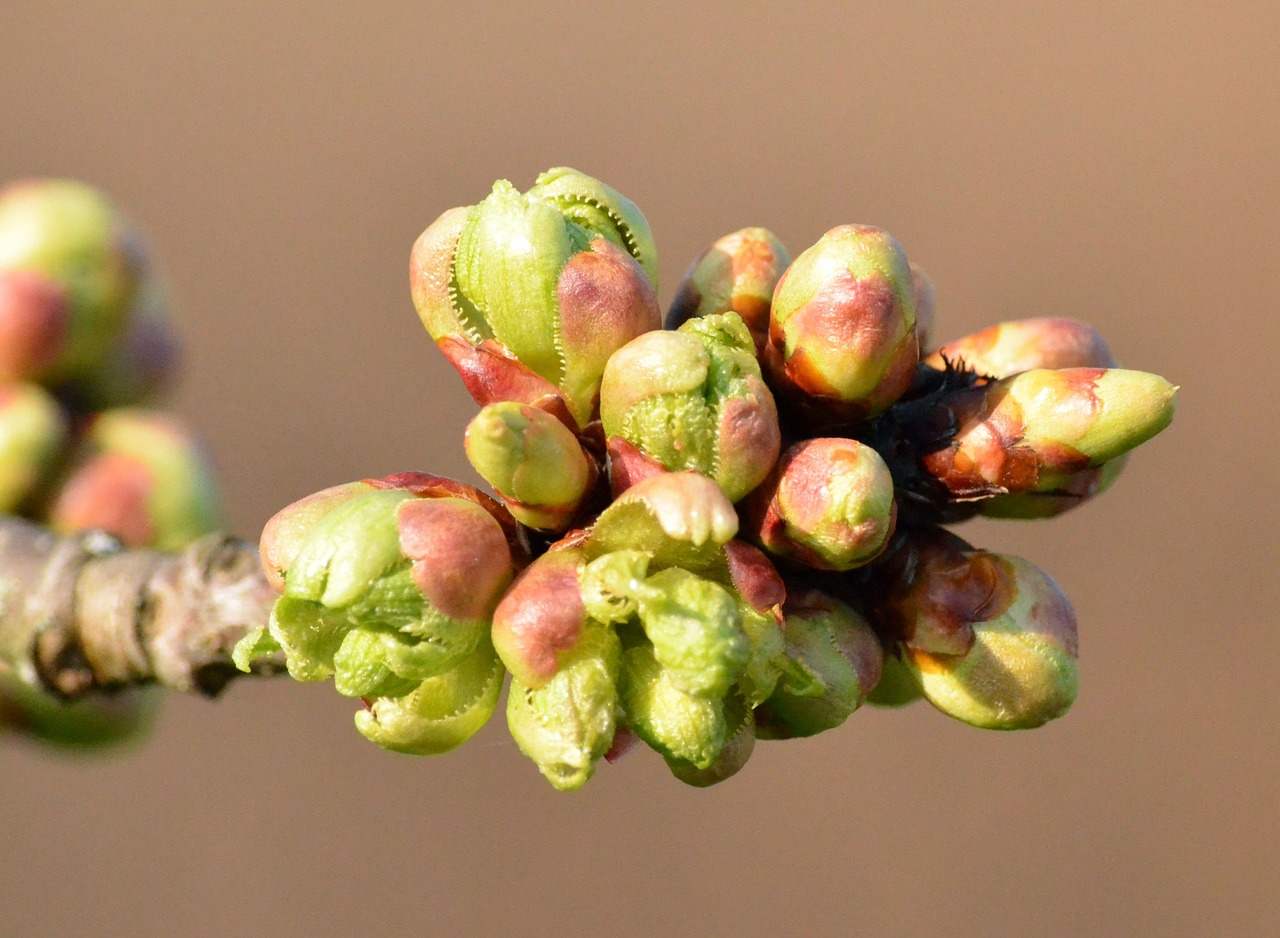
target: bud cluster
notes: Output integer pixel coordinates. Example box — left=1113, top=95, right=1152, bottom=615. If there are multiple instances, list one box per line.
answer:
left=0, top=179, right=222, bottom=748
left=236, top=168, right=1176, bottom=789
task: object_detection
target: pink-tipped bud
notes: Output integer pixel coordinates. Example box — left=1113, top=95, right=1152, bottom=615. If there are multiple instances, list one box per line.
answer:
left=666, top=227, right=791, bottom=354
left=744, top=438, right=896, bottom=571
left=765, top=224, right=918, bottom=425
left=45, top=409, right=220, bottom=551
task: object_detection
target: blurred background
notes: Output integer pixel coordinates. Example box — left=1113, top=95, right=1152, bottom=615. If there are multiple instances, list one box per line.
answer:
left=1, top=2, right=1276, bottom=935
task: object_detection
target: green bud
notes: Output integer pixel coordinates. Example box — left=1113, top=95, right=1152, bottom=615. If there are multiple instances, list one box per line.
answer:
left=923, top=368, right=1176, bottom=498
left=744, top=437, right=896, bottom=571
left=756, top=590, right=883, bottom=738
left=586, top=471, right=739, bottom=570
left=526, top=166, right=659, bottom=290
left=355, top=637, right=504, bottom=755
left=599, top=312, right=781, bottom=501
left=464, top=401, right=592, bottom=531
left=411, top=172, right=661, bottom=428
left=0, top=381, right=67, bottom=513
left=0, top=180, right=144, bottom=382
left=765, top=224, right=918, bottom=422
left=878, top=532, right=1079, bottom=729
left=45, top=408, right=221, bottom=551
left=635, top=567, right=749, bottom=699
left=240, top=478, right=515, bottom=696
left=666, top=226, right=791, bottom=353
left=507, top=621, right=621, bottom=791
left=259, top=480, right=372, bottom=592
left=578, top=549, right=651, bottom=625
left=619, top=644, right=727, bottom=770
left=925, top=317, right=1117, bottom=378
left=665, top=692, right=755, bottom=787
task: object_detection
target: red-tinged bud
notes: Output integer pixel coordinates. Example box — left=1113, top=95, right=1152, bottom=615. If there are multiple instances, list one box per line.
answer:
left=240, top=475, right=518, bottom=697
left=744, top=438, right=896, bottom=571
left=396, top=497, right=515, bottom=623
left=411, top=173, right=661, bottom=428
left=409, top=206, right=472, bottom=343
left=45, top=409, right=220, bottom=551
left=666, top=227, right=791, bottom=354
left=491, top=543, right=590, bottom=689
left=925, top=317, right=1117, bottom=378
left=765, top=224, right=918, bottom=424
left=875, top=530, right=1079, bottom=729
left=0, top=269, right=67, bottom=381
left=921, top=367, right=1176, bottom=498
left=0, top=180, right=146, bottom=382
left=911, top=262, right=937, bottom=351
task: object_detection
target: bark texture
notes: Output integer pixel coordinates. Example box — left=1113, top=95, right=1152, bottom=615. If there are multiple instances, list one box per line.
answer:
left=0, top=516, right=280, bottom=699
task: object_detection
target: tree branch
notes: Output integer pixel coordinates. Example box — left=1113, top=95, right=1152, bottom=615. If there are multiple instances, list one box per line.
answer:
left=0, top=516, right=281, bottom=700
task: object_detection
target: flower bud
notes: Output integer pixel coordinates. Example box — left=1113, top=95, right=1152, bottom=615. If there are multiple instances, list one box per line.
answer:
left=526, top=166, right=660, bottom=290
left=922, top=368, right=1176, bottom=498
left=765, top=224, right=918, bottom=423
left=876, top=531, right=1079, bottom=729
left=355, top=637, right=504, bottom=755
left=619, top=644, right=729, bottom=770
left=259, top=481, right=372, bottom=592
left=635, top=567, right=749, bottom=699
left=911, top=262, right=937, bottom=351
left=755, top=590, right=882, bottom=738
left=507, top=621, right=621, bottom=791
left=411, top=172, right=661, bottom=428
left=464, top=401, right=593, bottom=531
left=744, top=438, right=896, bottom=571
left=238, top=475, right=515, bottom=697
left=492, top=542, right=591, bottom=689
left=0, top=381, right=67, bottom=513
left=587, top=471, right=740, bottom=568
left=666, top=227, right=791, bottom=353
left=494, top=473, right=758, bottom=696
left=599, top=313, right=781, bottom=501
left=925, top=317, right=1117, bottom=378
left=45, top=409, right=220, bottom=551
left=665, top=692, right=755, bottom=787
left=0, top=180, right=144, bottom=382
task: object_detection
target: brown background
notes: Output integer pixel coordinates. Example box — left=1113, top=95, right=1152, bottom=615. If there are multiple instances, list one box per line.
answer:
left=1, top=2, right=1276, bottom=935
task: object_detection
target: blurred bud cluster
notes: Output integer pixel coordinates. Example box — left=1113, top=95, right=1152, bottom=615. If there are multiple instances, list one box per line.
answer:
left=237, top=167, right=1175, bottom=789
left=0, top=179, right=223, bottom=748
